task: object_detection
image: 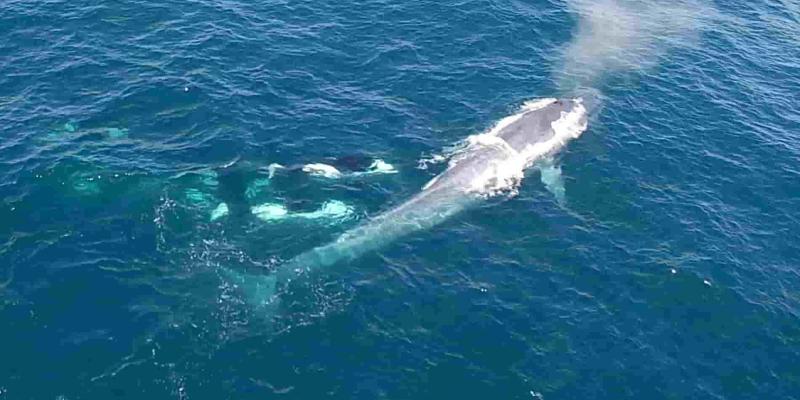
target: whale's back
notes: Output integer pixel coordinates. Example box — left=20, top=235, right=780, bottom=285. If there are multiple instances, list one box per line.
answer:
left=496, top=99, right=579, bottom=153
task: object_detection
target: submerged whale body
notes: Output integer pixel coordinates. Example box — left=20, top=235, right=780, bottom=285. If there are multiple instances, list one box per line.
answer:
left=240, top=98, right=589, bottom=310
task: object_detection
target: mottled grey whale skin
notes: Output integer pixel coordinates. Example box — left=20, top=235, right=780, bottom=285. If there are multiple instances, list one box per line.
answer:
left=277, top=98, right=587, bottom=280
left=496, top=99, right=581, bottom=153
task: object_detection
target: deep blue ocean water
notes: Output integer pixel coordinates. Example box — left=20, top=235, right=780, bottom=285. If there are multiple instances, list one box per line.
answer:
left=2, top=0, right=800, bottom=398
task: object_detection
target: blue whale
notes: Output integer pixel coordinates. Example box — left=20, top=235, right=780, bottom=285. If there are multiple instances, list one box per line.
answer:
left=232, top=98, right=589, bottom=310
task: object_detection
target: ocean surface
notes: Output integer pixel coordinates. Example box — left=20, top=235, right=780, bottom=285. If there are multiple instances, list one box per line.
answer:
left=2, top=0, right=800, bottom=398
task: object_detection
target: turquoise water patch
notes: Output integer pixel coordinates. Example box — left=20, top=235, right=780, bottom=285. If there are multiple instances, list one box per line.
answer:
left=106, top=127, right=128, bottom=139
left=184, top=188, right=214, bottom=208
left=68, top=172, right=102, bottom=196
left=538, top=162, right=566, bottom=205
left=42, top=122, right=79, bottom=141
left=245, top=177, right=271, bottom=200
left=198, top=170, right=219, bottom=187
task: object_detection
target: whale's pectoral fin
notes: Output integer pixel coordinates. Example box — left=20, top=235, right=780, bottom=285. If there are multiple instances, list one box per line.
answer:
left=220, top=267, right=280, bottom=315
left=535, top=158, right=567, bottom=205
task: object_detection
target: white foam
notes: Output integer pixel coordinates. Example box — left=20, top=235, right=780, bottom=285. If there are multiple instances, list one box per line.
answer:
left=267, top=163, right=285, bottom=179
left=466, top=149, right=526, bottom=197
left=251, top=201, right=354, bottom=223
left=463, top=98, right=588, bottom=197
left=298, top=200, right=354, bottom=220
left=251, top=203, right=289, bottom=221
left=210, top=202, right=229, bottom=221
left=302, top=163, right=343, bottom=179
left=417, top=154, right=447, bottom=170
left=304, top=159, right=397, bottom=178
left=266, top=159, right=398, bottom=180
left=366, top=159, right=397, bottom=174
left=521, top=98, right=560, bottom=112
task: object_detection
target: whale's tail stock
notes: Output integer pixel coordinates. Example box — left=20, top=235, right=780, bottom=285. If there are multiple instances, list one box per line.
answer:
left=223, top=189, right=471, bottom=317
left=219, top=238, right=382, bottom=319
left=220, top=267, right=280, bottom=316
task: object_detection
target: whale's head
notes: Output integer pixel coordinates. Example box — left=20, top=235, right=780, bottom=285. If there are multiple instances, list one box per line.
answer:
left=547, top=98, right=587, bottom=123
left=495, top=98, right=588, bottom=154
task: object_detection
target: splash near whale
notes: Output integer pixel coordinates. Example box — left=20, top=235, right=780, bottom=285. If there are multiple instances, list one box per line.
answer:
left=237, top=98, right=589, bottom=311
